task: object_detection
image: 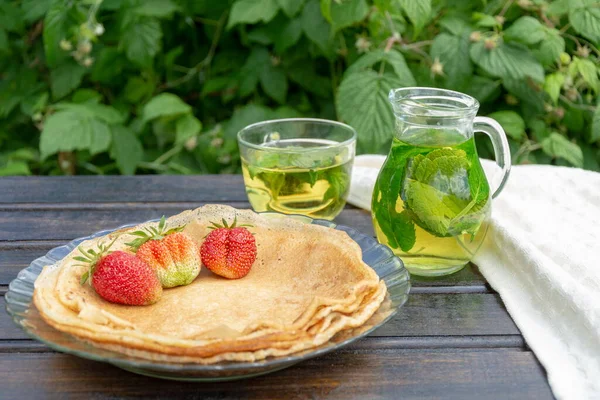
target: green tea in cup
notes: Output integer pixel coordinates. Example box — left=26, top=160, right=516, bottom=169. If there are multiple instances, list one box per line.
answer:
left=238, top=118, right=356, bottom=220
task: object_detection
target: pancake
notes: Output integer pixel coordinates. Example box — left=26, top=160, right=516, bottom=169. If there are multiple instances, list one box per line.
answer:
left=33, top=205, right=386, bottom=363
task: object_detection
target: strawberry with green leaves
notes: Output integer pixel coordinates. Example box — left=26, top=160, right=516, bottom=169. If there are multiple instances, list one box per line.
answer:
left=127, top=216, right=201, bottom=288
left=200, top=218, right=257, bottom=279
left=76, top=238, right=163, bottom=306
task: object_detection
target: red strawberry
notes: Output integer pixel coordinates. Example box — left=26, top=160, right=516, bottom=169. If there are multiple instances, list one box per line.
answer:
left=76, top=242, right=162, bottom=306
left=127, top=217, right=201, bottom=288
left=91, top=251, right=162, bottom=305
left=200, top=218, right=257, bottom=279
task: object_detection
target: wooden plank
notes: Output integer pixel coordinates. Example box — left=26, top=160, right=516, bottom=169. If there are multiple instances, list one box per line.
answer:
left=0, top=176, right=248, bottom=203
left=0, top=351, right=552, bottom=399
left=0, top=244, right=487, bottom=289
left=0, top=207, right=487, bottom=288
left=0, top=205, right=250, bottom=241
left=0, top=206, right=376, bottom=241
left=0, top=335, right=526, bottom=354
left=0, top=294, right=520, bottom=341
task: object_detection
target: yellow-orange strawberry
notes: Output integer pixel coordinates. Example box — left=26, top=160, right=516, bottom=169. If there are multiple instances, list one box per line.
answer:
left=126, top=217, right=201, bottom=288
left=200, top=218, right=256, bottom=279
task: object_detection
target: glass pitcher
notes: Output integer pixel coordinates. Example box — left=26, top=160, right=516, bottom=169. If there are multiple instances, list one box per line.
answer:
left=371, top=87, right=511, bottom=277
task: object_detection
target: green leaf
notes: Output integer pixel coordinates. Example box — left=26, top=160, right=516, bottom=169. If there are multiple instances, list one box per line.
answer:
left=20, top=92, right=48, bottom=116
left=274, top=17, right=303, bottom=53
left=175, top=114, right=202, bottom=145
left=438, top=15, right=470, bottom=35
left=504, top=16, right=545, bottom=45
left=337, top=70, right=405, bottom=153
left=575, top=58, right=599, bottom=93
left=260, top=64, right=288, bottom=104
left=54, top=103, right=125, bottom=124
left=581, top=143, right=600, bottom=170
left=463, top=76, right=501, bottom=103
left=301, top=0, right=335, bottom=59
left=345, top=49, right=416, bottom=86
left=287, top=63, right=332, bottom=98
left=469, top=41, right=544, bottom=82
left=569, top=0, right=600, bottom=44
left=224, top=104, right=273, bottom=139
left=124, top=77, right=154, bottom=103
left=238, top=47, right=270, bottom=97
left=373, top=157, right=417, bottom=252
left=143, top=93, right=191, bottom=122
left=473, top=12, right=499, bottom=28
left=120, top=18, right=162, bottom=69
left=368, top=7, right=406, bottom=42
left=247, top=26, right=273, bottom=45
left=430, top=32, right=472, bottom=87
left=277, top=0, right=305, bottom=17
left=532, top=28, right=565, bottom=67
left=0, top=29, right=7, bottom=53
left=544, top=72, right=565, bottom=104
left=43, top=0, right=71, bottom=68
left=91, top=48, right=126, bottom=84
left=591, top=106, right=600, bottom=142
left=0, top=69, right=39, bottom=117
left=547, top=0, right=570, bottom=16
left=0, top=1, right=24, bottom=32
left=398, top=0, right=431, bottom=36
left=72, top=89, right=102, bottom=104
left=488, top=111, right=525, bottom=140
left=326, top=0, right=369, bottom=33
left=503, top=78, right=545, bottom=115
left=110, top=125, right=143, bottom=175
left=132, top=0, right=179, bottom=17
left=541, top=133, right=584, bottom=168
left=402, top=148, right=489, bottom=237
left=50, top=62, right=87, bottom=100
left=22, top=0, right=50, bottom=22
left=227, top=0, right=280, bottom=29
left=40, top=111, right=112, bottom=158
left=0, top=162, right=31, bottom=176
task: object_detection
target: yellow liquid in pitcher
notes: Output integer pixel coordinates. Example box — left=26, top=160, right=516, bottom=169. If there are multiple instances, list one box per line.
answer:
left=241, top=139, right=352, bottom=220
left=372, top=137, right=490, bottom=276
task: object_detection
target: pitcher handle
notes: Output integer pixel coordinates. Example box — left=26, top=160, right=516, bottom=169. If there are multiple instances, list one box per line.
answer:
left=473, top=117, right=512, bottom=198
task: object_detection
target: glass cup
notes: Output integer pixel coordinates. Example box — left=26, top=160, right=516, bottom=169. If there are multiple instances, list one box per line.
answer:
left=237, top=118, right=357, bottom=220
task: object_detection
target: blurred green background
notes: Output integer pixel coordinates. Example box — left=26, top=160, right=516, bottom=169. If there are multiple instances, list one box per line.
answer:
left=0, top=0, right=599, bottom=176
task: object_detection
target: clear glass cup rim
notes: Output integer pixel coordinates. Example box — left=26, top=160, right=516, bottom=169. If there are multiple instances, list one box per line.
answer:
left=237, top=118, right=357, bottom=152
left=389, top=87, right=480, bottom=118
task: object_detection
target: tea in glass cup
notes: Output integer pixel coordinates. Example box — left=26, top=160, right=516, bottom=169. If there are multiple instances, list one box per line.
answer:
left=237, top=118, right=356, bottom=220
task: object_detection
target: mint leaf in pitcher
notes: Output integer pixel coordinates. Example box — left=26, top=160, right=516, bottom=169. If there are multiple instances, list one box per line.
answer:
left=402, top=147, right=489, bottom=237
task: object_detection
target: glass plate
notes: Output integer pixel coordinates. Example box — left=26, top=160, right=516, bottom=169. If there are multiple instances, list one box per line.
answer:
left=5, top=213, right=410, bottom=381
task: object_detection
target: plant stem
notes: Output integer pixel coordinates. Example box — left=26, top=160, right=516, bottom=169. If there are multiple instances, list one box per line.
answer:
left=560, top=95, right=597, bottom=112
left=139, top=162, right=169, bottom=172
left=162, top=11, right=228, bottom=89
left=402, top=40, right=433, bottom=49
left=562, top=33, right=600, bottom=57
left=194, top=17, right=220, bottom=26
left=498, top=0, right=514, bottom=17
left=153, top=145, right=183, bottom=165
left=329, top=61, right=338, bottom=115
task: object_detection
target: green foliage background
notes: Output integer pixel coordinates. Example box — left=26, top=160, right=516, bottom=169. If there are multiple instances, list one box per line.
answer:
left=0, top=0, right=599, bottom=176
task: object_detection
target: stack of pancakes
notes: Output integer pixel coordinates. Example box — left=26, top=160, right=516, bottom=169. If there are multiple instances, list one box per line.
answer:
left=33, top=205, right=386, bottom=364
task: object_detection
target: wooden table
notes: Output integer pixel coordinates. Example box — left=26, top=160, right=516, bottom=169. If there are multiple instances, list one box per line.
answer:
left=0, top=176, right=554, bottom=399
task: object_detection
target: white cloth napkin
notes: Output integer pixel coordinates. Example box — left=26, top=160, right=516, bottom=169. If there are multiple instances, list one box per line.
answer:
left=348, top=154, right=600, bottom=400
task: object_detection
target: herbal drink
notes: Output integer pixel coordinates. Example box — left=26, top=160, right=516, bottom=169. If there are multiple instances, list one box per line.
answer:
left=241, top=138, right=353, bottom=220
left=371, top=135, right=491, bottom=276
